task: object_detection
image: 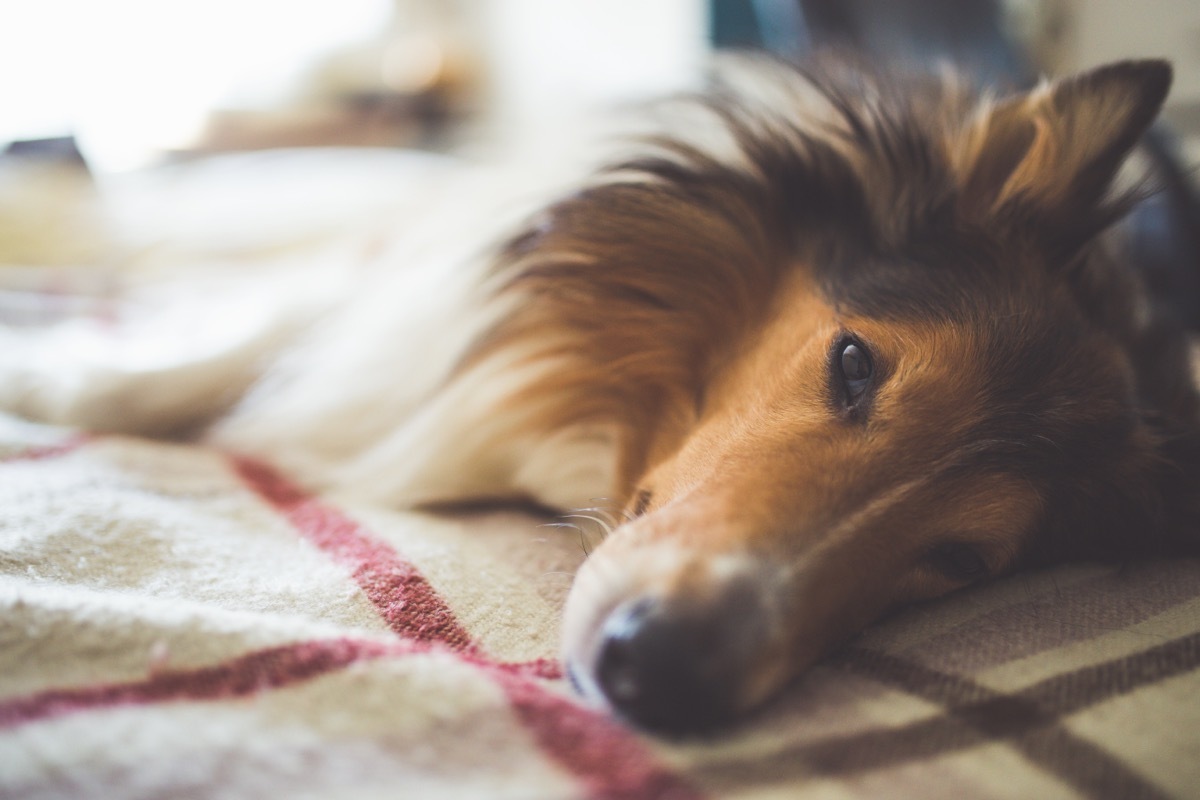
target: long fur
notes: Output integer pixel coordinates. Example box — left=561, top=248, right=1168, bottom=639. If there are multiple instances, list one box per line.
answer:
left=6, top=53, right=1199, bottom=733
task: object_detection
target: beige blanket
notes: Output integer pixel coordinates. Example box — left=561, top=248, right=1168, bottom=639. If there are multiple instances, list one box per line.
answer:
left=2, top=413, right=1199, bottom=799
left=2, top=148, right=1199, bottom=799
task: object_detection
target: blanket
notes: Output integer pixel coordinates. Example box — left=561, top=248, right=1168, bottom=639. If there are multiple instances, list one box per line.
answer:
left=2, top=148, right=1199, bottom=799
left=3, top=414, right=1200, bottom=800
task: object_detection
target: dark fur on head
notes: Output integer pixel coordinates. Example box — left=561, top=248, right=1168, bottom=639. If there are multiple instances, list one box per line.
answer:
left=470, top=55, right=1200, bottom=569
left=466, top=53, right=1200, bottom=733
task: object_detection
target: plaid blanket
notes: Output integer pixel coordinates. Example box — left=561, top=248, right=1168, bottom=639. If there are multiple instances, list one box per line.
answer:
left=3, top=148, right=1199, bottom=799
left=3, top=413, right=1199, bottom=800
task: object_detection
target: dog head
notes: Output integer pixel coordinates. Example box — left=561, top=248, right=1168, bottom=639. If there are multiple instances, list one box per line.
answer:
left=481, top=57, right=1200, bottom=733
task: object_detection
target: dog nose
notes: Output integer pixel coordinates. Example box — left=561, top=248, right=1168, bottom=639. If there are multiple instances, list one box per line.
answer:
left=593, top=596, right=744, bottom=734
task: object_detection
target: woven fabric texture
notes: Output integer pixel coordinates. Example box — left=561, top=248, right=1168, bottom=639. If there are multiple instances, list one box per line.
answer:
left=3, top=414, right=1199, bottom=800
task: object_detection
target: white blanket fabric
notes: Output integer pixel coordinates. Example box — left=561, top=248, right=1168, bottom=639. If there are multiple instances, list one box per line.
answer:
left=3, top=149, right=1200, bottom=799
left=4, top=414, right=1200, bottom=799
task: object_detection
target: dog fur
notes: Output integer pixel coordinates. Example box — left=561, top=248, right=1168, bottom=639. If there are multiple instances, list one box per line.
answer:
left=5, top=54, right=1199, bottom=734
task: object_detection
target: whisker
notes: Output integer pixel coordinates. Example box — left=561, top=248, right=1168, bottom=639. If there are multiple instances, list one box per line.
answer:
left=578, top=504, right=636, bottom=526
left=574, top=507, right=621, bottom=527
left=562, top=513, right=615, bottom=537
left=539, top=521, right=592, bottom=556
left=588, top=498, right=636, bottom=523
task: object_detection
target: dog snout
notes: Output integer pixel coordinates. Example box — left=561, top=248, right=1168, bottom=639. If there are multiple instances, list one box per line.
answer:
left=573, top=567, right=777, bottom=735
left=592, top=596, right=741, bottom=733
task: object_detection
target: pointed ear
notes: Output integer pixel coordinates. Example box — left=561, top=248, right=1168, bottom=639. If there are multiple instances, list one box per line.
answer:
left=954, top=59, right=1172, bottom=234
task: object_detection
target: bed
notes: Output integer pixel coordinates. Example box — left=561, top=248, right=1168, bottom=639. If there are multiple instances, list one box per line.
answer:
left=2, top=148, right=1198, bottom=800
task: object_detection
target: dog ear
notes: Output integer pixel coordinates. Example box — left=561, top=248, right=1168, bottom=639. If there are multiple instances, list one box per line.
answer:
left=955, top=60, right=1171, bottom=243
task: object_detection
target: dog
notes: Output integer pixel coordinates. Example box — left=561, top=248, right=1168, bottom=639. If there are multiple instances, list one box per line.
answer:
left=4, top=54, right=1199, bottom=735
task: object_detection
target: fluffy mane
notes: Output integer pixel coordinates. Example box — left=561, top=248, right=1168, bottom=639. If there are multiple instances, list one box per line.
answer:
left=455, top=55, right=1183, bottom=505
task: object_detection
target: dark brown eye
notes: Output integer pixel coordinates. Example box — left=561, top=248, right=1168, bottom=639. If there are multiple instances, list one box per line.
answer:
left=837, top=339, right=873, bottom=402
left=928, top=542, right=988, bottom=582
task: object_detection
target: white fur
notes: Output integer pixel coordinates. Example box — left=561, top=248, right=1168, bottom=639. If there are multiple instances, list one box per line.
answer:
left=0, top=58, right=835, bottom=512
left=0, top=150, right=619, bottom=511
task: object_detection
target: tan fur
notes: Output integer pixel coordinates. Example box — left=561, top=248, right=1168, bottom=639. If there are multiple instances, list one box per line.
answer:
left=494, top=57, right=1196, bottom=730
left=4, top=55, right=1194, bottom=733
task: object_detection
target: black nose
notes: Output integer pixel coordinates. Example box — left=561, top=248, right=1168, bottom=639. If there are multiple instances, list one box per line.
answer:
left=593, top=596, right=746, bottom=734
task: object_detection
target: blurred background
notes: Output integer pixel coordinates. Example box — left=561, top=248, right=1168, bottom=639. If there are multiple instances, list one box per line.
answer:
left=3, top=0, right=1200, bottom=330
left=2, top=0, right=1199, bottom=171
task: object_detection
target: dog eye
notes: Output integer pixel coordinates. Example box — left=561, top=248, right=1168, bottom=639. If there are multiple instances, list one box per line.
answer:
left=927, top=542, right=988, bottom=582
left=836, top=338, right=873, bottom=403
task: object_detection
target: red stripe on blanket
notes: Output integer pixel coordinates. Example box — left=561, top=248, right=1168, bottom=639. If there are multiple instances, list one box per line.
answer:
left=232, top=456, right=477, bottom=653
left=1, top=633, right=704, bottom=798
left=232, top=456, right=701, bottom=799
left=0, top=637, right=556, bottom=729
left=497, top=672, right=706, bottom=800
left=233, top=456, right=564, bottom=680
left=1, top=433, right=91, bottom=463
left=0, top=638, right=401, bottom=728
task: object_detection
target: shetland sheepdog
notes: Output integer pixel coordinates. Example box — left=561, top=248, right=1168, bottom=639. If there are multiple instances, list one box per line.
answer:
left=5, top=54, right=1200, bottom=734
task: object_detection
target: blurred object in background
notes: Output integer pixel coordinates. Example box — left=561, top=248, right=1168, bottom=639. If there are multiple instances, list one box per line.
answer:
left=0, top=1, right=710, bottom=329
left=712, top=0, right=1030, bottom=85
left=0, top=0, right=395, bottom=171
left=196, top=0, right=473, bottom=154
left=0, top=135, right=119, bottom=325
left=469, top=0, right=707, bottom=153
left=5, top=0, right=1197, bottom=342
left=710, top=1, right=1200, bottom=141
left=0, top=137, right=110, bottom=268
left=0, top=0, right=1197, bottom=337
left=0, top=0, right=709, bottom=172
left=3, top=1, right=1198, bottom=168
